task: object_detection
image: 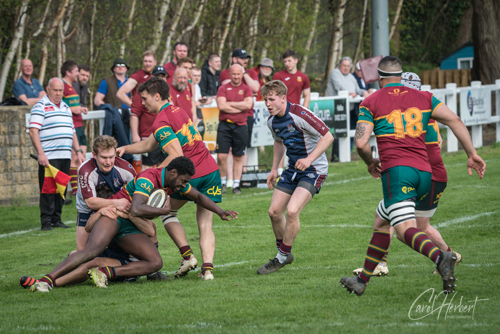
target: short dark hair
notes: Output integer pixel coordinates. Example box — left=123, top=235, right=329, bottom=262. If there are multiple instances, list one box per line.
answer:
left=177, top=57, right=194, bottom=67
left=283, top=50, right=298, bottom=60
left=174, top=42, right=188, bottom=50
left=138, top=76, right=170, bottom=100
left=96, top=184, right=114, bottom=199
left=167, top=156, right=195, bottom=176
left=79, top=64, right=91, bottom=72
left=378, top=56, right=402, bottom=72
left=61, top=60, right=78, bottom=77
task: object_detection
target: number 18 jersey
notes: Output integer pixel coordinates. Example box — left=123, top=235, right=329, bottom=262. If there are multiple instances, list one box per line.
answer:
left=358, top=83, right=443, bottom=173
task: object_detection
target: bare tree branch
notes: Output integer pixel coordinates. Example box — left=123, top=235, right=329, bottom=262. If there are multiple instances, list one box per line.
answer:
left=389, top=0, right=404, bottom=40
left=353, top=0, right=368, bottom=65
left=150, top=0, right=171, bottom=53
left=217, top=0, right=237, bottom=57
left=161, top=0, right=188, bottom=64
left=120, top=0, right=137, bottom=57
left=300, top=0, right=320, bottom=73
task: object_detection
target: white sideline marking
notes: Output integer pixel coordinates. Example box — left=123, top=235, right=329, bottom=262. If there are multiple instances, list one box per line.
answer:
left=435, top=212, right=496, bottom=228
left=164, top=260, right=249, bottom=275
left=212, top=224, right=370, bottom=229
left=0, top=221, right=76, bottom=238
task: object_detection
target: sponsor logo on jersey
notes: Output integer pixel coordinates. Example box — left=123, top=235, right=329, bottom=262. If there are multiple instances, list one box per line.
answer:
left=44, top=106, right=55, bottom=112
left=227, top=87, right=232, bottom=90
left=113, top=178, right=121, bottom=188
left=287, top=124, right=295, bottom=132
left=388, top=88, right=408, bottom=96
left=186, top=94, right=190, bottom=101
left=285, top=77, right=290, bottom=81
left=307, top=173, right=315, bottom=178
left=402, top=186, right=415, bottom=194
left=159, top=131, right=172, bottom=141
left=301, top=111, right=306, bottom=114
left=207, top=186, right=222, bottom=196
left=144, top=75, right=148, bottom=79
left=141, top=183, right=152, bottom=193
left=238, top=90, right=244, bottom=95
left=297, top=76, right=303, bottom=82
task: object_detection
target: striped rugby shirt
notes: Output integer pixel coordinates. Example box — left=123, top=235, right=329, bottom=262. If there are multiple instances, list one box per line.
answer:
left=29, top=95, right=75, bottom=160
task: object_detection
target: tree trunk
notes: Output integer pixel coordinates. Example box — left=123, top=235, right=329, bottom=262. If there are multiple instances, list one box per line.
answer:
left=324, top=0, right=347, bottom=89
left=179, top=0, right=206, bottom=41
left=472, top=0, right=500, bottom=84
left=25, top=0, right=52, bottom=62
left=64, top=0, right=90, bottom=44
left=0, top=0, right=29, bottom=101
left=39, top=0, right=70, bottom=85
left=120, top=0, right=137, bottom=57
left=150, top=0, right=171, bottom=53
left=388, top=0, right=403, bottom=40
left=57, top=24, right=64, bottom=71
left=246, top=1, right=261, bottom=59
left=63, top=0, right=76, bottom=34
left=300, top=0, right=320, bottom=73
left=353, top=0, right=368, bottom=65
left=217, top=0, right=237, bottom=57
left=161, top=0, right=188, bottom=64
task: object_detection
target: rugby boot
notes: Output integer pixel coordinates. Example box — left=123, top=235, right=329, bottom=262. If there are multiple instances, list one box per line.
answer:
left=200, top=270, right=214, bottom=281
left=436, top=251, right=456, bottom=294
left=147, top=271, right=173, bottom=281
left=88, top=267, right=108, bottom=288
left=433, top=251, right=462, bottom=274
left=340, top=276, right=368, bottom=296
left=174, top=255, right=198, bottom=277
left=20, top=276, right=38, bottom=289
left=29, top=281, right=51, bottom=293
left=257, top=253, right=294, bottom=275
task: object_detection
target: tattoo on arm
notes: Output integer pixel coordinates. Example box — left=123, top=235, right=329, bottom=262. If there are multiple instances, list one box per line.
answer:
left=355, top=122, right=366, bottom=139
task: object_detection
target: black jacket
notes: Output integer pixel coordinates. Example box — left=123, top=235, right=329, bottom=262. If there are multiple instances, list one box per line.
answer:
left=199, top=59, right=220, bottom=97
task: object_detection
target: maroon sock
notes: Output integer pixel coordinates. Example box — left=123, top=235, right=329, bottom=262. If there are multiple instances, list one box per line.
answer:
left=40, top=274, right=55, bottom=287
left=276, top=239, right=283, bottom=250
left=179, top=245, right=193, bottom=260
left=98, top=266, right=116, bottom=279
left=359, top=231, right=391, bottom=283
left=403, top=227, right=441, bottom=264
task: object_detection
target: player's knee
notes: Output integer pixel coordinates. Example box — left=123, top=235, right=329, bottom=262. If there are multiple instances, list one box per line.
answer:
left=268, top=207, right=280, bottom=220
left=150, top=256, right=163, bottom=272
left=286, top=207, right=301, bottom=220
left=161, top=211, right=180, bottom=226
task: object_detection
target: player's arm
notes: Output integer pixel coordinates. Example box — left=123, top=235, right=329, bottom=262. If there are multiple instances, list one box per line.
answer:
left=116, top=78, right=137, bottom=107
left=185, top=188, right=238, bottom=221
left=116, top=133, right=158, bottom=157
left=243, top=73, right=259, bottom=93
left=432, top=104, right=486, bottom=179
left=191, top=97, right=198, bottom=124
left=302, top=88, right=311, bottom=109
left=355, top=121, right=381, bottom=178
left=157, top=138, right=184, bottom=168
left=85, top=206, right=118, bottom=233
left=85, top=197, right=131, bottom=212
left=227, top=96, right=254, bottom=111
left=295, top=131, right=334, bottom=171
left=130, top=192, right=171, bottom=219
left=216, top=96, right=241, bottom=114
left=72, top=131, right=85, bottom=164
left=267, top=140, right=286, bottom=189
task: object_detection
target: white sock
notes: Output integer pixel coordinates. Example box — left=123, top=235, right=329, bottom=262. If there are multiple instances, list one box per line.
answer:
left=233, top=179, right=240, bottom=188
left=276, top=252, right=287, bottom=264
left=221, top=176, right=226, bottom=185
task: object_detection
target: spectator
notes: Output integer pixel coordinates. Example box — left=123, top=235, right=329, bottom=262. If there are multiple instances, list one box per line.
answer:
left=13, top=59, right=45, bottom=106
left=216, top=64, right=254, bottom=194
left=199, top=53, right=221, bottom=99
left=28, top=78, right=85, bottom=231
left=61, top=60, right=88, bottom=195
left=272, top=50, right=311, bottom=108
left=164, top=42, right=188, bottom=79
left=192, top=66, right=212, bottom=107
left=219, top=48, right=259, bottom=93
left=166, top=56, right=194, bottom=87
left=170, top=67, right=197, bottom=123
left=353, top=61, right=374, bottom=93
left=72, top=65, right=90, bottom=108
left=325, top=57, right=373, bottom=161
left=116, top=50, right=157, bottom=108
left=94, top=57, right=130, bottom=109
left=252, top=58, right=274, bottom=101
left=129, top=65, right=167, bottom=170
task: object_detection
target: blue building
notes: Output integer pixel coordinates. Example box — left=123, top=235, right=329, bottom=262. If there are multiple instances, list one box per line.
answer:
left=439, top=41, right=474, bottom=70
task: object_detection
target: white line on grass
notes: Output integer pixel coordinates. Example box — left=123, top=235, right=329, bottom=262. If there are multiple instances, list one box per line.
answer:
left=435, top=212, right=496, bottom=228
left=212, top=224, right=371, bottom=229
left=164, top=260, right=249, bottom=275
left=0, top=221, right=76, bottom=238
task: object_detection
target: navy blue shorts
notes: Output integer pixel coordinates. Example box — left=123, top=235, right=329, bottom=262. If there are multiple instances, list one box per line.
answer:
left=77, top=212, right=91, bottom=227
left=97, top=241, right=131, bottom=266
left=275, top=169, right=327, bottom=197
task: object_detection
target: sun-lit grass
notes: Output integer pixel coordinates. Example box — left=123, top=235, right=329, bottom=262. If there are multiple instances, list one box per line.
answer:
left=0, top=146, right=499, bottom=333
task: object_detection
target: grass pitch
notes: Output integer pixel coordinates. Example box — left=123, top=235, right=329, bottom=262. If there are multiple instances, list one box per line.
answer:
left=1, top=145, right=499, bottom=333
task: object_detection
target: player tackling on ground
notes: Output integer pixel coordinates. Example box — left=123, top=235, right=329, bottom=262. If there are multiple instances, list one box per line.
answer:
left=257, top=80, right=334, bottom=275
left=340, top=56, right=485, bottom=296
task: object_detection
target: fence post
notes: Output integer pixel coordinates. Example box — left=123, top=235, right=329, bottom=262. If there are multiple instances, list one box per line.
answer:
left=338, top=91, right=351, bottom=162
left=470, top=81, right=483, bottom=148
left=445, top=83, right=459, bottom=152
left=496, top=80, right=500, bottom=144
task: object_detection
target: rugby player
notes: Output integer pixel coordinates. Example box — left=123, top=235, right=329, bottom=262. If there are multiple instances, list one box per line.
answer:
left=340, top=56, right=485, bottom=296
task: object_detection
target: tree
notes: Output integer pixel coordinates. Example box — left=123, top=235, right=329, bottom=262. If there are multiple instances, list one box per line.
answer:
left=471, top=0, right=500, bottom=84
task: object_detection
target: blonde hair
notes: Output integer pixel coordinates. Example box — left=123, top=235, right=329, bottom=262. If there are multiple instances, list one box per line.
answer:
left=142, top=50, right=157, bottom=60
left=260, top=80, right=288, bottom=98
left=92, top=135, right=118, bottom=154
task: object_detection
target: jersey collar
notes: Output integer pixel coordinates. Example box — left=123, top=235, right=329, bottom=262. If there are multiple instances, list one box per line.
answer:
left=384, top=83, right=403, bottom=87
left=159, top=102, right=171, bottom=113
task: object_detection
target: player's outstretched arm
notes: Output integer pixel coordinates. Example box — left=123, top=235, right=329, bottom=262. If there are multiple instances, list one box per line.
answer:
left=116, top=134, right=158, bottom=157
left=432, top=104, right=486, bottom=179
left=186, top=188, right=239, bottom=221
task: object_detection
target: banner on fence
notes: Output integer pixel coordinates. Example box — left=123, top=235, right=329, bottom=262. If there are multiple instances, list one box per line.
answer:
left=460, top=88, right=492, bottom=125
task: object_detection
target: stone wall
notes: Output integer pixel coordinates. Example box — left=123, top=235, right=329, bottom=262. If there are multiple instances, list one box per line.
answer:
left=0, top=106, right=39, bottom=205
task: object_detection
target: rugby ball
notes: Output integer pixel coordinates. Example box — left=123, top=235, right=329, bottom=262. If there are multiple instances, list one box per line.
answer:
left=147, top=189, right=168, bottom=208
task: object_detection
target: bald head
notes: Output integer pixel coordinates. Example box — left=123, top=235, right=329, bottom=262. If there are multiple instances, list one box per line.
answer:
left=173, top=68, right=188, bottom=91
left=46, top=78, right=64, bottom=104
left=229, top=64, right=244, bottom=86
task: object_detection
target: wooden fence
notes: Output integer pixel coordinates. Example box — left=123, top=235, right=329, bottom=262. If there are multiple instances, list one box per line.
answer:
left=420, top=68, right=471, bottom=88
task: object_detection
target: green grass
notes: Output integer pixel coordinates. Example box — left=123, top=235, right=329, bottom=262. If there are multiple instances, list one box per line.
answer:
left=1, top=146, right=499, bottom=333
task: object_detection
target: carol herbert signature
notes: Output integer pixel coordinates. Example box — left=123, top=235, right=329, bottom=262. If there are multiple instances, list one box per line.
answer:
left=408, top=288, right=489, bottom=320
